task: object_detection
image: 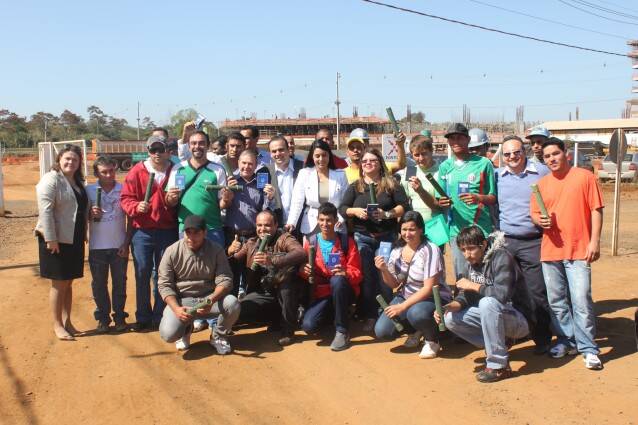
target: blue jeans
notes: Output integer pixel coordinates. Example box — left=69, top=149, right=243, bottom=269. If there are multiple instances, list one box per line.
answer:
left=449, top=236, right=468, bottom=282
left=445, top=297, right=530, bottom=369
left=131, top=228, right=178, bottom=325
left=88, top=248, right=128, bottom=324
left=374, top=295, right=439, bottom=342
left=159, top=295, right=240, bottom=342
left=302, top=276, right=354, bottom=334
left=354, top=232, right=394, bottom=319
left=542, top=260, right=599, bottom=355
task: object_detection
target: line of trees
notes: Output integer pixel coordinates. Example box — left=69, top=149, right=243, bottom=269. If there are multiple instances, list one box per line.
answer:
left=0, top=106, right=217, bottom=149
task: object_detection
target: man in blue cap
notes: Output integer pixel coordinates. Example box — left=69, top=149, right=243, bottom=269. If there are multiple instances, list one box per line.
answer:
left=526, top=127, right=551, bottom=164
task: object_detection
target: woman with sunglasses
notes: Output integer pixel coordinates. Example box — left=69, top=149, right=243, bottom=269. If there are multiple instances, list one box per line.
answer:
left=339, top=148, right=409, bottom=331
left=374, top=211, right=451, bottom=358
left=285, top=139, right=348, bottom=236
left=35, top=144, right=89, bottom=341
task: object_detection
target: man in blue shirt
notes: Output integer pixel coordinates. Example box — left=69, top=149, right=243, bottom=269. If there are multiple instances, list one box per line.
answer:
left=495, top=135, right=552, bottom=354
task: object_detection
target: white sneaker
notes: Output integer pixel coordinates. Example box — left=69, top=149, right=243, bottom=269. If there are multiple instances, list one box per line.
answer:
left=192, top=320, right=208, bottom=333
left=175, top=326, right=193, bottom=351
left=549, top=343, right=578, bottom=358
left=362, top=318, right=376, bottom=333
left=404, top=331, right=423, bottom=348
left=583, top=353, right=603, bottom=370
left=419, top=341, right=440, bottom=359
left=210, top=335, right=232, bottom=355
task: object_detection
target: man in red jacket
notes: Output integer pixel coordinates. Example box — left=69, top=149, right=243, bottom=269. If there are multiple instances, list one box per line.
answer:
left=300, top=202, right=362, bottom=351
left=120, top=135, right=178, bottom=331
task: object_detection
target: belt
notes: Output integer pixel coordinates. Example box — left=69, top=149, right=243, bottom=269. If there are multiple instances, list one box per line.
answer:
left=505, top=234, right=542, bottom=241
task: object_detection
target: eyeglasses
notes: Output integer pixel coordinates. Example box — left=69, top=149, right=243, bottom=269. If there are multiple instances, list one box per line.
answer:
left=361, top=158, right=379, bottom=164
left=148, top=146, right=166, bottom=154
left=503, top=150, right=522, bottom=158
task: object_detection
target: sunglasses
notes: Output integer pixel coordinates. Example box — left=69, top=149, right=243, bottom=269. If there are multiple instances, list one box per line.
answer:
left=148, top=146, right=166, bottom=154
left=503, top=150, right=522, bottom=158
left=361, top=158, right=379, bottom=164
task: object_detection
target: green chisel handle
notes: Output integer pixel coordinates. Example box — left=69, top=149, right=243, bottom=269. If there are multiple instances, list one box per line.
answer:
left=386, top=107, right=400, bottom=136
left=206, top=184, right=241, bottom=191
left=187, top=298, right=212, bottom=315
left=94, top=187, right=102, bottom=222
left=425, top=173, right=449, bottom=199
left=531, top=184, right=548, bottom=217
left=144, top=172, right=155, bottom=203
left=432, top=285, right=446, bottom=332
left=220, top=156, right=233, bottom=178
left=250, top=234, right=271, bottom=271
left=376, top=295, right=404, bottom=332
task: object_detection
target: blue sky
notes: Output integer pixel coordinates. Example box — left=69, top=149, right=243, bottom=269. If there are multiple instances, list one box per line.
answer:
left=1, top=0, right=636, bottom=127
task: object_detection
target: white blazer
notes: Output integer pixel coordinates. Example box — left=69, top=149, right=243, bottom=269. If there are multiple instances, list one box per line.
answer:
left=35, top=170, right=85, bottom=244
left=286, top=167, right=348, bottom=234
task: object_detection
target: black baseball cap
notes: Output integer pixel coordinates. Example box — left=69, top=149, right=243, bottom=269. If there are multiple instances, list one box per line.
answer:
left=183, top=215, right=206, bottom=231
left=444, top=123, right=469, bottom=138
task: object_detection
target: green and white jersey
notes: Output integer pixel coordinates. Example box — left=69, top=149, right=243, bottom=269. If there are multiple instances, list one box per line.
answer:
left=167, top=160, right=226, bottom=232
left=397, top=162, right=441, bottom=223
left=437, top=155, right=496, bottom=237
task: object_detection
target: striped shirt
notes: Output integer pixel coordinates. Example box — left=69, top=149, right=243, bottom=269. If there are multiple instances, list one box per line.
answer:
left=387, top=242, right=450, bottom=300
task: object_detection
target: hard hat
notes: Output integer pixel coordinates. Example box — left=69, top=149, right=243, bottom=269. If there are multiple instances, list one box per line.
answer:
left=347, top=128, right=370, bottom=145
left=468, top=128, right=489, bottom=148
left=525, top=126, right=550, bottom=139
left=420, top=129, right=432, bottom=137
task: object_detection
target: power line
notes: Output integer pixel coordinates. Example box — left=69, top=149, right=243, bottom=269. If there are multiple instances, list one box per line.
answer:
left=557, top=0, right=638, bottom=26
left=569, top=0, right=638, bottom=21
left=592, top=0, right=638, bottom=15
left=361, top=0, right=629, bottom=57
left=465, top=0, right=629, bottom=39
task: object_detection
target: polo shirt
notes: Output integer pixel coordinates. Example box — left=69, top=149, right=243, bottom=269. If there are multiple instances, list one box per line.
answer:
left=496, top=160, right=549, bottom=238
left=396, top=163, right=441, bottom=223
left=225, top=172, right=271, bottom=232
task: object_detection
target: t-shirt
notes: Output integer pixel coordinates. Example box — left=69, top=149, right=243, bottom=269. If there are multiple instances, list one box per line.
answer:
left=397, top=163, right=440, bottom=223
left=387, top=242, right=450, bottom=300
left=167, top=160, right=226, bottom=232
left=437, top=155, right=496, bottom=237
left=86, top=182, right=127, bottom=250
left=317, top=234, right=335, bottom=263
left=530, top=167, right=604, bottom=261
left=144, top=160, right=167, bottom=184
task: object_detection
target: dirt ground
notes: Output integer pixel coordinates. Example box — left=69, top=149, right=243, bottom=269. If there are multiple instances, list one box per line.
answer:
left=0, top=162, right=637, bottom=425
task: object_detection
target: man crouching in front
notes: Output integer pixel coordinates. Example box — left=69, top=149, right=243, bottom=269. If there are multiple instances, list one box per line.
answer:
left=158, top=215, right=240, bottom=354
left=434, top=226, right=535, bottom=383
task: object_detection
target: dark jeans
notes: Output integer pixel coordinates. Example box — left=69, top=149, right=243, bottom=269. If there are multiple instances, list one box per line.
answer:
left=239, top=269, right=299, bottom=334
left=224, top=227, right=255, bottom=295
left=302, top=275, right=354, bottom=334
left=354, top=232, right=394, bottom=319
left=88, top=248, right=128, bottom=324
left=374, top=295, right=438, bottom=342
left=504, top=236, right=552, bottom=347
left=131, top=228, right=178, bottom=325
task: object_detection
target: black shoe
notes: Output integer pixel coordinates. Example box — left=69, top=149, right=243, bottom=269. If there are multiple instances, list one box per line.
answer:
left=278, top=333, right=295, bottom=347
left=476, top=366, right=512, bottom=383
left=533, top=344, right=550, bottom=355
left=131, top=322, right=152, bottom=332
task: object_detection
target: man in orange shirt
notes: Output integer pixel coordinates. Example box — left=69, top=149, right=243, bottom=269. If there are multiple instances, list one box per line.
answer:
left=530, top=137, right=604, bottom=370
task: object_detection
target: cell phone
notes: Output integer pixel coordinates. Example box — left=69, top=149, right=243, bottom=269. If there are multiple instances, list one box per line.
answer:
left=256, top=173, right=269, bottom=189
left=457, top=182, right=470, bottom=195
left=377, top=241, right=392, bottom=262
left=366, top=203, right=379, bottom=219
left=194, top=114, right=206, bottom=130
left=175, top=174, right=186, bottom=191
left=327, top=253, right=341, bottom=270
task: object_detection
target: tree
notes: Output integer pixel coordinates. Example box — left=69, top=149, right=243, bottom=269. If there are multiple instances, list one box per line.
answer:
left=169, top=108, right=198, bottom=137
left=0, top=109, right=28, bottom=147
left=59, top=109, right=86, bottom=137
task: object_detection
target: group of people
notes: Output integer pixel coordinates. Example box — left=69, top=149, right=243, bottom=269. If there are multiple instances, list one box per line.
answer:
left=35, top=120, right=604, bottom=383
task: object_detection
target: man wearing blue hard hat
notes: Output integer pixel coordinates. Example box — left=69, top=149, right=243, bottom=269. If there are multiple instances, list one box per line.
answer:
left=525, top=127, right=551, bottom=164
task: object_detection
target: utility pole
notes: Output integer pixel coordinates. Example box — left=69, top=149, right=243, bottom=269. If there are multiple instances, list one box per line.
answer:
left=137, top=101, right=141, bottom=140
left=407, top=104, right=412, bottom=134
left=335, top=72, right=341, bottom=149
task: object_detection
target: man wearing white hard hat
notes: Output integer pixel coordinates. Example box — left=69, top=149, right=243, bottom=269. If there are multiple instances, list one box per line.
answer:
left=344, top=128, right=407, bottom=183
left=525, top=127, right=551, bottom=164
left=468, top=128, right=490, bottom=157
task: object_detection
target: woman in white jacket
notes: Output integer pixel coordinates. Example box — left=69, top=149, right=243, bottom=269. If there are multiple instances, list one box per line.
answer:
left=285, top=139, right=348, bottom=236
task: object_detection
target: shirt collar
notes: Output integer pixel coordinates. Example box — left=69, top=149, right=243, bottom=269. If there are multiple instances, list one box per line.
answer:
left=500, top=159, right=539, bottom=177
left=275, top=159, right=294, bottom=174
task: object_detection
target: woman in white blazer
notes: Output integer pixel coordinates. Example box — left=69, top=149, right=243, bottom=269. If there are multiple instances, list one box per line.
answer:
left=284, top=139, right=348, bottom=236
left=35, top=144, right=89, bottom=341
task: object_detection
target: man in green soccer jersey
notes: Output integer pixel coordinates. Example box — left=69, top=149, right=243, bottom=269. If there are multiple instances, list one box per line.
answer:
left=167, top=130, right=233, bottom=246
left=437, top=123, right=497, bottom=280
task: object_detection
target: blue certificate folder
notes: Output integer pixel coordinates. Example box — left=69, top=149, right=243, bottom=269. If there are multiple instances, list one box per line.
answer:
left=377, top=241, right=392, bottom=262
left=326, top=253, right=341, bottom=270
left=175, top=174, right=186, bottom=190
left=256, top=173, right=269, bottom=189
